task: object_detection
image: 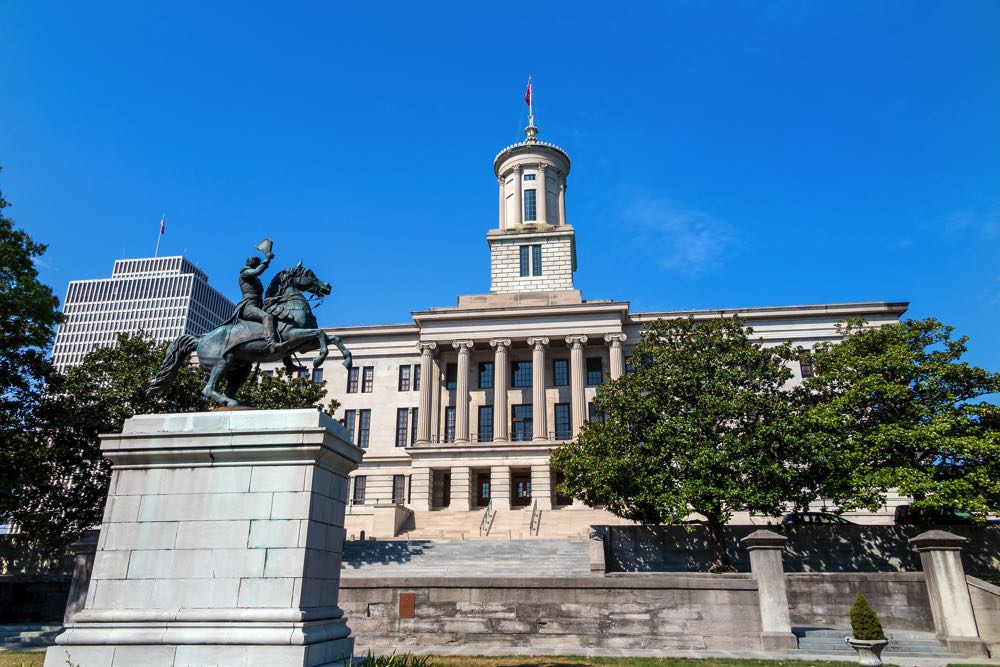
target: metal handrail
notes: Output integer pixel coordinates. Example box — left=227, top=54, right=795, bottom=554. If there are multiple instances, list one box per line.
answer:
left=479, top=499, right=494, bottom=536
left=529, top=499, right=540, bottom=536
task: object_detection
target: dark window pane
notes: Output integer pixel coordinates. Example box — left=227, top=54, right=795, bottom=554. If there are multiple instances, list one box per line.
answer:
left=552, top=359, right=569, bottom=386
left=362, top=366, right=374, bottom=392
left=519, top=246, right=530, bottom=277
left=346, top=367, right=359, bottom=393
left=532, top=245, right=542, bottom=276
left=392, top=475, right=405, bottom=503
left=588, top=402, right=605, bottom=424
left=445, top=406, right=456, bottom=443
left=478, top=362, right=494, bottom=389
left=445, top=363, right=457, bottom=390
left=358, top=409, right=371, bottom=448
left=410, top=408, right=419, bottom=444
left=413, top=364, right=421, bottom=391
left=512, top=404, right=533, bottom=442
left=478, top=405, right=493, bottom=443
left=398, top=365, right=411, bottom=391
left=344, top=410, right=356, bottom=444
left=555, top=403, right=571, bottom=440
left=395, top=408, right=409, bottom=447
left=312, top=368, right=323, bottom=385
left=511, top=360, right=532, bottom=388
left=586, top=357, right=603, bottom=385
left=353, top=475, right=366, bottom=505
left=524, top=189, right=537, bottom=221
left=800, top=355, right=815, bottom=379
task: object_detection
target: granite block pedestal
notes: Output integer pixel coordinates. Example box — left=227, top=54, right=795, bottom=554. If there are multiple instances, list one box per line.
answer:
left=45, top=409, right=363, bottom=667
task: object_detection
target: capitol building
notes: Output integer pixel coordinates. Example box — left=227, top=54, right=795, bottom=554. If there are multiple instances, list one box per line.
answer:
left=267, top=120, right=907, bottom=538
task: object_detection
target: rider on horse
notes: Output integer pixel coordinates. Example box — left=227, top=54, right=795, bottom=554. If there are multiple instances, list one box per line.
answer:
left=238, top=251, right=280, bottom=352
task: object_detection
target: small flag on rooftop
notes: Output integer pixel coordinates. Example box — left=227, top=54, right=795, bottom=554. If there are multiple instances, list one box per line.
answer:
left=524, top=78, right=532, bottom=107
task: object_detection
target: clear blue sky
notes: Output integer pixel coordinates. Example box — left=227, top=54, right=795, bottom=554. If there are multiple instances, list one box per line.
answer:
left=2, top=1, right=998, bottom=370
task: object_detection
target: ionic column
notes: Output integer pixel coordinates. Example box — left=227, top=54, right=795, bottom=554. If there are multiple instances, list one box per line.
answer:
left=566, top=335, right=588, bottom=436
left=497, top=176, right=506, bottom=230
left=513, top=165, right=523, bottom=226
left=527, top=337, right=549, bottom=441
left=452, top=340, right=474, bottom=443
left=605, top=333, right=627, bottom=380
left=415, top=342, right=437, bottom=444
left=558, top=176, right=567, bottom=226
left=490, top=338, right=511, bottom=442
left=536, top=164, right=547, bottom=224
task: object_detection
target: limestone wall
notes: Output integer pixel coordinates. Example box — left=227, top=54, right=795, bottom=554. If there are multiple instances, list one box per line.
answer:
left=786, top=572, right=933, bottom=631
left=968, top=577, right=1000, bottom=656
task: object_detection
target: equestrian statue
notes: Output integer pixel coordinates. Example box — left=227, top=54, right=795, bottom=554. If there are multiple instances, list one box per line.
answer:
left=147, top=238, right=352, bottom=406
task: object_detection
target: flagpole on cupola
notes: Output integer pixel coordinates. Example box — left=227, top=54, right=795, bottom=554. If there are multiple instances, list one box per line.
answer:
left=524, top=76, right=538, bottom=144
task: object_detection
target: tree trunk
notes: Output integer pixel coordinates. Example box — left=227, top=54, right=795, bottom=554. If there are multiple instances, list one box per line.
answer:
left=705, top=516, right=733, bottom=573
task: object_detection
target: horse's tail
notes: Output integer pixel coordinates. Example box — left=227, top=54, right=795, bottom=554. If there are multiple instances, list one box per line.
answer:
left=147, top=334, right=200, bottom=397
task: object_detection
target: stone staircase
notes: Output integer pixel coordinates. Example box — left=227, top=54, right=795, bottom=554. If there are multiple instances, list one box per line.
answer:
left=794, top=628, right=966, bottom=658
left=341, top=538, right=590, bottom=578
left=399, top=507, right=636, bottom=540
left=535, top=508, right=637, bottom=537
left=0, top=623, right=62, bottom=650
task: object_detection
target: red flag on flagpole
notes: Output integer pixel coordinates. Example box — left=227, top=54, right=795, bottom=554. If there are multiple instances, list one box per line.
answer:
left=524, top=80, right=532, bottom=107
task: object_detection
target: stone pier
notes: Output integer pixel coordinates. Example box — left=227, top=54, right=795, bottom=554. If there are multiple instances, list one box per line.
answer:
left=46, top=409, right=362, bottom=667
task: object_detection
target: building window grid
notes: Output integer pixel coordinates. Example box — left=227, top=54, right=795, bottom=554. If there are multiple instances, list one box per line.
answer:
left=413, top=365, right=421, bottom=391
left=344, top=410, right=357, bottom=444
left=398, top=365, right=411, bottom=391
left=445, top=363, right=457, bottom=390
left=586, top=357, right=604, bottom=385
left=410, top=408, right=419, bottom=445
left=392, top=475, right=406, bottom=504
left=478, top=362, right=494, bottom=389
left=555, top=403, right=571, bottom=440
left=346, top=367, right=359, bottom=393
left=552, top=359, right=569, bottom=386
left=444, top=406, right=456, bottom=443
left=512, top=404, right=533, bottom=442
left=395, top=408, right=409, bottom=447
left=357, top=409, right=371, bottom=448
left=352, top=476, right=366, bottom=505
left=478, top=405, right=493, bottom=443
left=523, top=189, right=537, bottom=221
left=511, top=360, right=532, bottom=388
left=361, top=366, right=374, bottom=393
left=532, top=245, right=542, bottom=276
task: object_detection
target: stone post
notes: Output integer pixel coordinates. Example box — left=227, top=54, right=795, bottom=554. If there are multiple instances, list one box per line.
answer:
left=415, top=342, right=436, bottom=444
left=491, top=338, right=511, bottom=443
left=536, top=164, right=547, bottom=224
left=741, top=529, right=797, bottom=651
left=452, top=340, right=473, bottom=444
left=566, top=335, right=588, bottom=436
left=910, top=530, right=988, bottom=656
left=449, top=466, right=472, bottom=512
left=605, top=333, right=627, bottom=380
left=528, top=337, right=549, bottom=441
left=490, top=465, right=511, bottom=511
left=513, top=165, right=523, bottom=227
left=497, top=176, right=505, bottom=230
left=409, top=467, right=432, bottom=512
left=558, top=176, right=567, bottom=226
left=63, top=530, right=99, bottom=624
left=46, top=409, right=362, bottom=667
left=530, top=463, right=552, bottom=511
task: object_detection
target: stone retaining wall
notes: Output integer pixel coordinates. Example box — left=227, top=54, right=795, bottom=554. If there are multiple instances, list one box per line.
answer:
left=786, top=572, right=933, bottom=631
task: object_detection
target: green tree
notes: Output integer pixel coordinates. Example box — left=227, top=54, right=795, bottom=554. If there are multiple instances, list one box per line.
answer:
left=237, top=367, right=340, bottom=415
left=552, top=316, right=803, bottom=571
left=800, top=318, right=1000, bottom=521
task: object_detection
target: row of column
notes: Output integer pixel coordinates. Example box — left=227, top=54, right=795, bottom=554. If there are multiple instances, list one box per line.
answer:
left=498, top=164, right=568, bottom=229
left=414, top=333, right=627, bottom=445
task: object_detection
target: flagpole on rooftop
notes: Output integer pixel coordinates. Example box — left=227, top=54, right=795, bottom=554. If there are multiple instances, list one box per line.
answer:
left=154, top=214, right=164, bottom=257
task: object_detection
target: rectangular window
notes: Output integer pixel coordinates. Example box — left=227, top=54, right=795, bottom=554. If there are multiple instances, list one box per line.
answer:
left=357, top=409, right=371, bottom=448
left=511, top=360, right=533, bottom=388
left=413, top=364, right=421, bottom=391
left=552, top=359, right=569, bottom=386
left=410, top=408, right=419, bottom=445
left=588, top=402, right=605, bottom=424
left=523, top=173, right=536, bottom=181
left=392, top=475, right=406, bottom=504
left=478, top=362, right=494, bottom=389
left=445, top=363, right=457, bottom=390
left=346, top=367, right=359, bottom=393
left=398, top=365, right=411, bottom=391
left=532, top=244, right=542, bottom=276
left=362, top=366, right=374, bottom=393
left=519, top=245, right=530, bottom=277
left=352, top=476, right=366, bottom=505
left=586, top=357, right=604, bottom=385
left=512, top=404, right=533, bottom=442
left=523, top=189, right=537, bottom=221
left=311, top=368, right=324, bottom=385
left=296, top=368, right=309, bottom=379
left=395, top=408, right=409, bottom=447
left=478, top=405, right=493, bottom=443
left=800, top=354, right=815, bottom=379
left=344, top=410, right=357, bottom=444
left=444, top=406, right=456, bottom=443
left=555, top=403, right=571, bottom=440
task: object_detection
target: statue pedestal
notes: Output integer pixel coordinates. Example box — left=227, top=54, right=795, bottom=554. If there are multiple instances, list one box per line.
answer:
left=45, top=409, right=363, bottom=667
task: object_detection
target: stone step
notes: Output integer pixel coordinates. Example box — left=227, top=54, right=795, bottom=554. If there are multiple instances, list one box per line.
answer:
left=794, top=627, right=963, bottom=657
left=0, top=624, right=62, bottom=649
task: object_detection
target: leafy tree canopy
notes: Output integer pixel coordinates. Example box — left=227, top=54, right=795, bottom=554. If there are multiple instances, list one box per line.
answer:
left=552, top=316, right=804, bottom=570
left=800, top=318, right=1000, bottom=520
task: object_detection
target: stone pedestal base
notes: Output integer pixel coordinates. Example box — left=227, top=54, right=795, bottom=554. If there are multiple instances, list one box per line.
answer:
left=45, top=409, right=363, bottom=667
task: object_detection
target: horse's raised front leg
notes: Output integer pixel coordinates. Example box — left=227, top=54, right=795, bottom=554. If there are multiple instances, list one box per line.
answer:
left=313, top=329, right=329, bottom=368
left=329, top=333, right=352, bottom=369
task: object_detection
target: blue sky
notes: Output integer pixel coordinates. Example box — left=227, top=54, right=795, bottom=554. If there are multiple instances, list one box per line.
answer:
left=2, top=1, right=998, bottom=370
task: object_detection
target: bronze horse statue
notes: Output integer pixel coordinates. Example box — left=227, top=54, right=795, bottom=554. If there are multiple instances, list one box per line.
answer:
left=148, top=263, right=352, bottom=406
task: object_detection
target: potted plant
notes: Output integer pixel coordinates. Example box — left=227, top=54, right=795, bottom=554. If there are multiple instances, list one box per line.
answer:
left=845, top=592, right=889, bottom=666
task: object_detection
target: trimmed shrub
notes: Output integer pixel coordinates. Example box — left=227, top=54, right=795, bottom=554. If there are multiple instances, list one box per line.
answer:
left=849, top=592, right=886, bottom=641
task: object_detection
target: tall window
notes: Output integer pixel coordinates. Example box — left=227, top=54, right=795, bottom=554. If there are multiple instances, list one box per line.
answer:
left=413, top=364, right=421, bottom=391
left=357, top=409, right=371, bottom=448
left=445, top=363, right=457, bottom=390
left=588, top=402, right=605, bottom=424
left=346, top=367, right=359, bottom=393
left=362, top=366, right=374, bottom=393
left=799, top=354, right=815, bottom=379
left=444, top=406, right=456, bottom=443
left=532, top=245, right=542, bottom=276
left=410, top=408, right=419, bottom=445
left=395, top=408, right=409, bottom=447
left=552, top=359, right=569, bottom=387
left=523, top=189, right=537, bottom=221
left=512, top=404, right=533, bottom=442
left=392, top=475, right=406, bottom=504
left=344, top=410, right=357, bottom=444
left=352, top=476, right=366, bottom=505
left=511, top=360, right=532, bottom=388
left=478, top=405, right=494, bottom=443
left=586, top=358, right=604, bottom=385
left=519, top=245, right=530, bottom=277
left=311, top=368, right=324, bottom=385
left=518, top=244, right=542, bottom=277
left=478, top=362, right=494, bottom=389
left=398, top=365, right=411, bottom=391
left=555, top=403, right=571, bottom=440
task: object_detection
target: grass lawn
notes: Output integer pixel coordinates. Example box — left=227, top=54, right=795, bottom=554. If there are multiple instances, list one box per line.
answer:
left=0, top=652, right=44, bottom=667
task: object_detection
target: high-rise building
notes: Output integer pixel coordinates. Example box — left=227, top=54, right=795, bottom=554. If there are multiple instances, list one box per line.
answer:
left=51, top=255, right=235, bottom=371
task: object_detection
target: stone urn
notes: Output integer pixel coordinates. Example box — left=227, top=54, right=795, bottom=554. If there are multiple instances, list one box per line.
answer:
left=845, top=637, right=889, bottom=667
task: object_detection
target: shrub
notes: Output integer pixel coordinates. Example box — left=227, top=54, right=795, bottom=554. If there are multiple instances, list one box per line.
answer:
left=348, top=652, right=433, bottom=667
left=849, top=592, right=886, bottom=641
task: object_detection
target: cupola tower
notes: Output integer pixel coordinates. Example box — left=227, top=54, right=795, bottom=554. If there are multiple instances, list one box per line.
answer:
left=489, top=117, right=576, bottom=296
